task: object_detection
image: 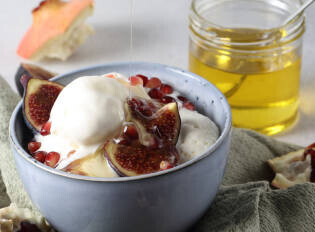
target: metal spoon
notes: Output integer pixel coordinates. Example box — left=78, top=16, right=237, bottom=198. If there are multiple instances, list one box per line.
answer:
left=282, top=0, right=314, bottom=26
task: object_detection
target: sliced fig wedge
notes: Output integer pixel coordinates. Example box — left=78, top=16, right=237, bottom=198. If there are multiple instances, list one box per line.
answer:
left=125, top=98, right=181, bottom=147
left=23, top=78, right=63, bottom=132
left=106, top=97, right=181, bottom=177
left=105, top=140, right=179, bottom=176
left=15, top=63, right=56, bottom=97
left=64, top=148, right=116, bottom=177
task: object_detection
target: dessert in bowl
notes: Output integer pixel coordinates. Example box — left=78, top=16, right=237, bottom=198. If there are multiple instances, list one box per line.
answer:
left=10, top=62, right=231, bottom=232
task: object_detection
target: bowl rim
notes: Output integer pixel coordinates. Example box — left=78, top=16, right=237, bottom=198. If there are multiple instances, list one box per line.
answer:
left=9, top=61, right=232, bottom=182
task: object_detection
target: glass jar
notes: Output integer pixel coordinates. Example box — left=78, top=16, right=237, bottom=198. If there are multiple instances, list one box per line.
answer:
left=189, top=0, right=305, bottom=135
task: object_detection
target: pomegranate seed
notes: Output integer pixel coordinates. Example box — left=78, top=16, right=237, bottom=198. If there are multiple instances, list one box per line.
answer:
left=307, top=143, right=315, bottom=150
left=160, top=84, right=173, bottom=94
left=33, top=151, right=47, bottom=163
left=148, top=88, right=164, bottom=99
left=124, top=125, right=139, bottom=140
left=140, top=107, right=153, bottom=117
left=129, top=76, right=143, bottom=86
left=183, top=101, right=195, bottom=111
left=160, top=96, right=175, bottom=104
left=177, top=96, right=188, bottom=102
left=45, top=152, right=60, bottom=168
left=149, top=137, right=160, bottom=149
left=136, top=74, right=149, bottom=86
left=117, top=138, right=130, bottom=146
left=28, top=141, right=41, bottom=154
left=40, top=122, right=51, bottom=136
left=145, top=77, right=162, bottom=88
left=160, top=161, right=174, bottom=170
left=304, top=148, right=315, bottom=157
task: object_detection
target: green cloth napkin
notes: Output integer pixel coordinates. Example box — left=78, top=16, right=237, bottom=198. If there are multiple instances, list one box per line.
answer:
left=0, top=76, right=314, bottom=232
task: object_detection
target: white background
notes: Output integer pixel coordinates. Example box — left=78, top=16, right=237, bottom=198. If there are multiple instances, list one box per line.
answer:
left=0, top=0, right=314, bottom=146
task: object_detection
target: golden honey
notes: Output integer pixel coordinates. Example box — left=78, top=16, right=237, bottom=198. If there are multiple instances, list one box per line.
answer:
left=189, top=0, right=305, bottom=135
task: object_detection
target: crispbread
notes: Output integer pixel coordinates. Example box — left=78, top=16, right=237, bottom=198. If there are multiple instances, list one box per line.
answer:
left=268, top=149, right=311, bottom=189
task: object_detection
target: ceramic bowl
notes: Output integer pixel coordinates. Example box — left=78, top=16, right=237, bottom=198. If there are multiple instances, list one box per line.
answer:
left=9, top=62, right=231, bottom=232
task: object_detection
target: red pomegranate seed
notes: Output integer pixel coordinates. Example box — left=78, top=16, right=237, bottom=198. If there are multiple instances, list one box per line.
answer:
left=177, top=96, right=188, bottom=102
left=160, top=161, right=174, bottom=170
left=129, top=76, right=143, bottom=86
left=149, top=137, right=159, bottom=149
left=307, top=143, right=315, bottom=150
left=145, top=77, right=162, bottom=88
left=124, top=125, right=139, bottom=140
left=33, top=151, right=47, bottom=163
left=140, top=107, right=153, bottom=117
left=117, top=138, right=130, bottom=146
left=160, top=84, right=173, bottom=94
left=148, top=88, right=164, bottom=99
left=45, top=152, right=60, bottom=168
left=136, top=74, right=148, bottom=86
left=160, top=96, right=175, bottom=104
left=40, top=122, right=51, bottom=136
left=183, top=101, right=195, bottom=111
left=28, top=141, right=41, bottom=154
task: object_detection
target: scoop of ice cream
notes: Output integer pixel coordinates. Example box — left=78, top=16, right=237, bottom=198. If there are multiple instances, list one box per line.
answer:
left=49, top=75, right=129, bottom=146
left=37, top=73, right=149, bottom=171
left=177, top=108, right=219, bottom=162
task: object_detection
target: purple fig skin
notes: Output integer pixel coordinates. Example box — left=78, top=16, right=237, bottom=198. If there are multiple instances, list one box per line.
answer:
left=15, top=63, right=56, bottom=97
left=104, top=143, right=126, bottom=177
left=22, top=78, right=64, bottom=133
left=106, top=157, right=126, bottom=177
left=103, top=142, right=126, bottom=177
left=104, top=139, right=179, bottom=177
left=20, top=74, right=32, bottom=90
left=125, top=99, right=181, bottom=147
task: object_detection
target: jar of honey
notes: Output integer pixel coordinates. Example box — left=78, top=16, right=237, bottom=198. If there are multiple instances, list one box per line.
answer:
left=189, top=0, right=305, bottom=135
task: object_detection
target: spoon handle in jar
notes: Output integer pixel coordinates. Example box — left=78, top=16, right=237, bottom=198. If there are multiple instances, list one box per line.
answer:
left=282, top=0, right=314, bottom=25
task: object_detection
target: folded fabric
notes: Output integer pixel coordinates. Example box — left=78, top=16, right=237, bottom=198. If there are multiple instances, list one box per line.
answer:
left=0, top=75, right=313, bottom=232
left=193, top=181, right=315, bottom=232
left=0, top=76, right=40, bottom=216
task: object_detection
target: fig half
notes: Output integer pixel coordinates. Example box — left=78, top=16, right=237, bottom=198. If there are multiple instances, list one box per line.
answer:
left=105, top=141, right=179, bottom=176
left=15, top=63, right=56, bottom=97
left=106, top=98, right=181, bottom=176
left=23, top=78, right=63, bottom=132
left=125, top=98, right=181, bottom=147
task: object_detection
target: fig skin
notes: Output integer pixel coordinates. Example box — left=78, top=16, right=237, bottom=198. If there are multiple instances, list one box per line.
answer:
left=104, top=140, right=179, bottom=177
left=106, top=99, right=181, bottom=177
left=125, top=98, right=181, bottom=147
left=15, top=63, right=56, bottom=97
left=23, top=78, right=63, bottom=132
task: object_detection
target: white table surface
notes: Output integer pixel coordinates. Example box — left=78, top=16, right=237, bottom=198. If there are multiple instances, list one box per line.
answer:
left=1, top=0, right=314, bottom=146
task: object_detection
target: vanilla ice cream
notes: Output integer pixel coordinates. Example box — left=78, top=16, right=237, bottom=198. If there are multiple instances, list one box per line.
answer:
left=177, top=108, right=219, bottom=162
left=35, top=73, right=219, bottom=177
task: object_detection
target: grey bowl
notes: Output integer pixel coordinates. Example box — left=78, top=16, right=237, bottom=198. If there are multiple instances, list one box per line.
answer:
left=9, top=62, right=231, bottom=232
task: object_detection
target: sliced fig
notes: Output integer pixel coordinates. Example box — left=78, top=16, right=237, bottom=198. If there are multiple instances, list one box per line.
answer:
left=125, top=98, right=181, bottom=147
left=23, top=78, right=63, bottom=132
left=64, top=147, right=117, bottom=177
left=15, top=63, right=56, bottom=97
left=105, top=140, right=179, bottom=176
left=105, top=97, right=181, bottom=177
